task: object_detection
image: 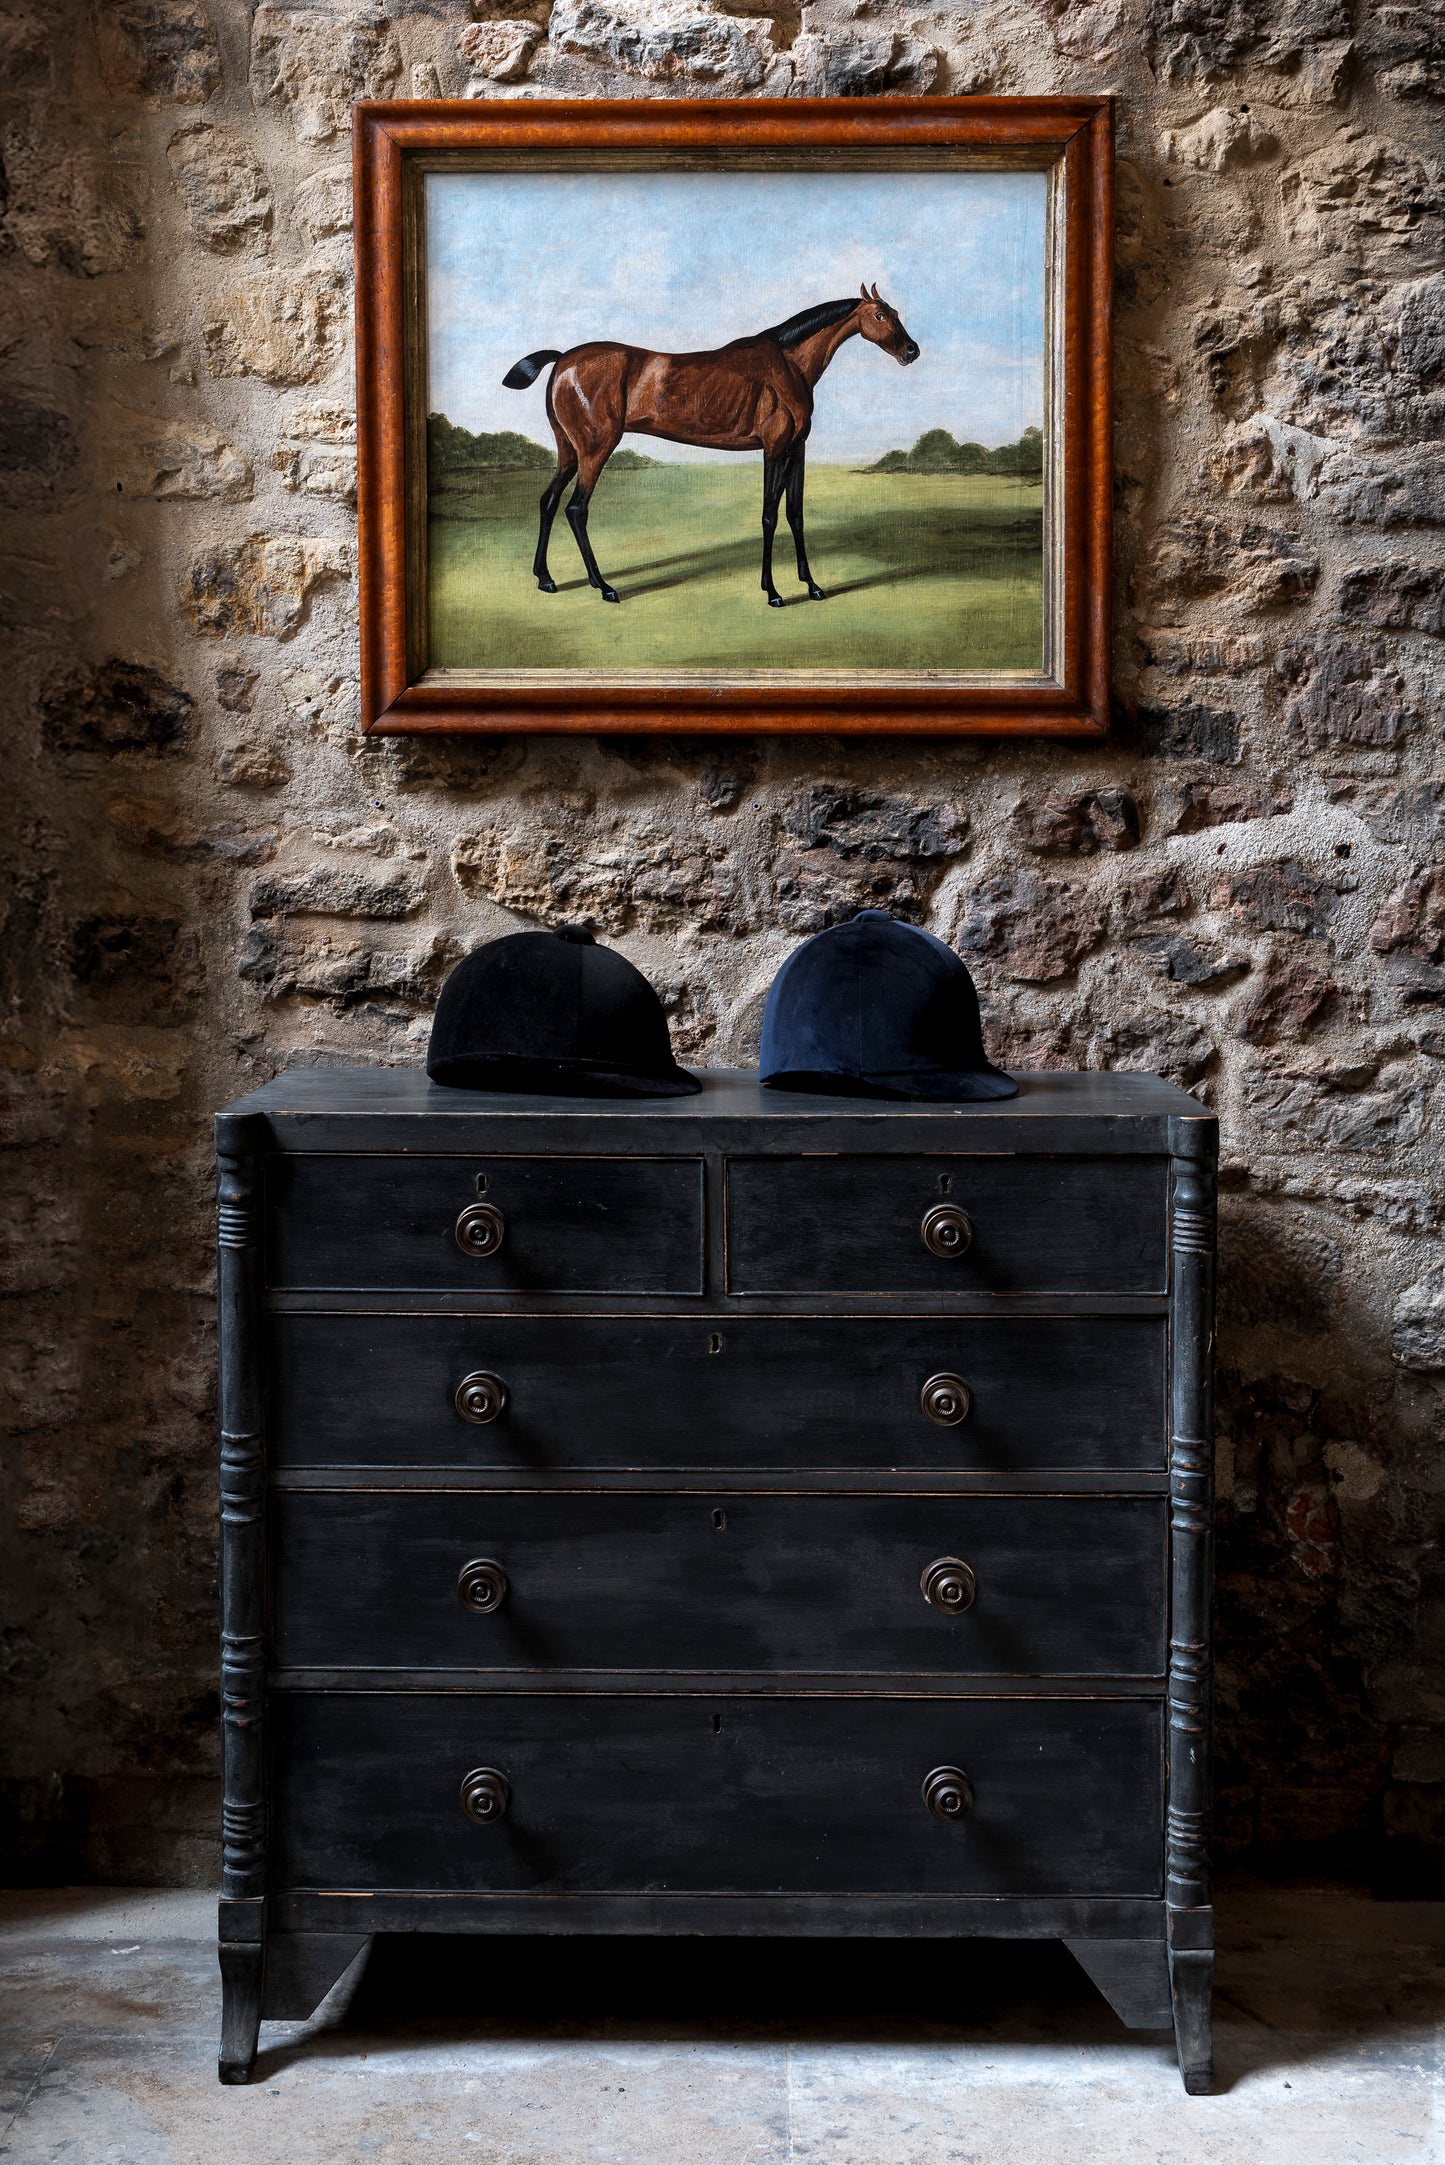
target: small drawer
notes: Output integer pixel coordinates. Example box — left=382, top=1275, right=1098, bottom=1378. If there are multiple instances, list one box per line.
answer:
left=270, top=1492, right=1166, bottom=1677
left=265, top=1154, right=704, bottom=1294
left=270, top=1692, right=1163, bottom=1896
left=725, top=1154, right=1167, bottom=1295
left=269, top=1313, right=1166, bottom=1473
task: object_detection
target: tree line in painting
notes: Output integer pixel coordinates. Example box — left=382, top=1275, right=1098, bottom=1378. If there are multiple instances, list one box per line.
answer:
left=866, top=426, right=1044, bottom=476
left=428, top=412, right=1043, bottom=486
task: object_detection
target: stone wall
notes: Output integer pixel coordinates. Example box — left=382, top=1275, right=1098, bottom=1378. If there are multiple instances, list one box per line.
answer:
left=2, top=0, right=1443, bottom=1886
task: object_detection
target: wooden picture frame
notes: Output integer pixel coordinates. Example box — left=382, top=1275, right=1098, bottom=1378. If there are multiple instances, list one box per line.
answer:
left=353, top=96, right=1113, bottom=738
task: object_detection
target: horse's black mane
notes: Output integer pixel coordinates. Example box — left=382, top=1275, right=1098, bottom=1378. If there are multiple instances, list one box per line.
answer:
left=753, top=298, right=859, bottom=349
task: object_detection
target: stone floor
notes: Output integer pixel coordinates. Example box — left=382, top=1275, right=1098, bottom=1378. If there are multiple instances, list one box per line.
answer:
left=0, top=1886, right=1441, bottom=2162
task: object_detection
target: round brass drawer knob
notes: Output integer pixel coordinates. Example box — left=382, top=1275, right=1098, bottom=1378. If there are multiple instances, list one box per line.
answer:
left=922, top=1765, right=974, bottom=1823
left=921, top=1556, right=977, bottom=1614
left=455, top=1201, right=506, bottom=1258
left=455, top=1371, right=508, bottom=1425
left=920, top=1203, right=973, bottom=1259
left=921, top=1373, right=971, bottom=1426
left=460, top=1767, right=511, bottom=1824
left=458, top=1558, right=509, bottom=1614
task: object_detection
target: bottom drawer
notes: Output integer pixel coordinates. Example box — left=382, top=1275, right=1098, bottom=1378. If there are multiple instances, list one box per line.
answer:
left=271, top=1694, right=1162, bottom=1897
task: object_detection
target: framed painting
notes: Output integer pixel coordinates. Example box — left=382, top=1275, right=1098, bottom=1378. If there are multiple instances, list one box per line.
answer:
left=354, top=96, right=1112, bottom=737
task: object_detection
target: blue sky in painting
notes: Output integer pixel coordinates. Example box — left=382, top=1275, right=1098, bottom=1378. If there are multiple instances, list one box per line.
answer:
left=426, top=168, right=1047, bottom=465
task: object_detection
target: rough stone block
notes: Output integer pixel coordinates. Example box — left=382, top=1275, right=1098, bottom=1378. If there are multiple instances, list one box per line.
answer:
left=458, top=17, right=543, bottom=78
left=0, top=121, right=146, bottom=276
left=109, top=416, right=253, bottom=504
left=180, top=535, right=351, bottom=638
left=39, top=660, right=192, bottom=755
left=1337, top=560, right=1445, bottom=635
left=249, top=4, right=403, bottom=142
left=1277, top=636, right=1421, bottom=750
left=1371, top=868, right=1445, bottom=1001
left=1364, top=0, right=1445, bottom=99
left=1392, top=1268, right=1445, bottom=1372
left=216, top=743, right=291, bottom=789
left=788, top=28, right=939, bottom=93
left=1217, top=858, right=1344, bottom=938
left=0, top=402, right=79, bottom=509
left=1237, top=958, right=1349, bottom=1041
left=166, top=124, right=272, bottom=252
left=548, top=0, right=777, bottom=84
left=1135, top=934, right=1249, bottom=986
left=955, top=870, right=1108, bottom=984
left=203, top=269, right=342, bottom=385
left=1009, top=787, right=1140, bottom=855
left=1280, top=129, right=1445, bottom=264
left=96, top=0, right=221, bottom=104
left=249, top=867, right=424, bottom=920
left=1316, top=449, right=1445, bottom=528
left=1164, top=107, right=1277, bottom=172
left=1144, top=515, right=1319, bottom=611
left=1157, top=780, right=1292, bottom=830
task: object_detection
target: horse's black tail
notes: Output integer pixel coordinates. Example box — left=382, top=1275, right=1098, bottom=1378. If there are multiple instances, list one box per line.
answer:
left=502, top=349, right=563, bottom=390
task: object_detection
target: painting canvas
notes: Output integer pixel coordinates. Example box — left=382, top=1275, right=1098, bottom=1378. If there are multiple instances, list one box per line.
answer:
left=423, top=165, right=1050, bottom=683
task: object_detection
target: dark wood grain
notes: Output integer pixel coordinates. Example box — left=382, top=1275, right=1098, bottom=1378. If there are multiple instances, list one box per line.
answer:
left=352, top=97, right=1113, bottom=738
left=726, top=1153, right=1167, bottom=1294
left=267, top=1313, right=1165, bottom=1472
left=269, top=1492, right=1166, bottom=1677
left=265, top=1153, right=704, bottom=1293
left=270, top=1693, right=1163, bottom=1897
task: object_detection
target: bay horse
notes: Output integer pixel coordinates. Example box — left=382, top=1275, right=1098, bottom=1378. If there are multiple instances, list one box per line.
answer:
left=501, top=285, right=919, bottom=606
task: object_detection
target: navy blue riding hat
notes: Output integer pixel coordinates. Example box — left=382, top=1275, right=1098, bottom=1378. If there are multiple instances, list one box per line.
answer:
left=760, top=911, right=1017, bottom=1102
left=428, top=926, right=699, bottom=1098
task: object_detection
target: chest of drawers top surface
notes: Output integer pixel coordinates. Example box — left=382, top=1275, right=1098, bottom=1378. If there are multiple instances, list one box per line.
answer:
left=220, top=1064, right=1210, bottom=1146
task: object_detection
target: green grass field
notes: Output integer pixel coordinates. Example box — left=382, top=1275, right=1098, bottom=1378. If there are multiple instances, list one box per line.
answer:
left=428, top=464, right=1043, bottom=674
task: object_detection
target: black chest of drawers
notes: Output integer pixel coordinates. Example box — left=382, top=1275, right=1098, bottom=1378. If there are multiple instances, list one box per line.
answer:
left=215, top=1067, right=1217, bottom=2091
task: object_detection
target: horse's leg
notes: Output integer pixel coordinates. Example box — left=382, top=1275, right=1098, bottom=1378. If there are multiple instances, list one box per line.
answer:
left=785, top=445, right=825, bottom=601
left=565, top=444, right=622, bottom=603
left=760, top=455, right=788, bottom=607
left=534, top=444, right=577, bottom=593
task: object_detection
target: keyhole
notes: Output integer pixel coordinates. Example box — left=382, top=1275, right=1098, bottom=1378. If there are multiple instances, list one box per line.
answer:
left=712, top=1714, right=722, bottom=1733
left=708, top=1333, right=724, bottom=1355
left=938, top=1173, right=952, bottom=1195
left=712, top=1509, right=727, bottom=1531
left=474, top=1172, right=489, bottom=1196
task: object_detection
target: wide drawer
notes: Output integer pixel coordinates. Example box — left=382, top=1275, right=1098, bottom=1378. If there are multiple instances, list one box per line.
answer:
left=725, top=1155, right=1167, bottom=1294
left=270, top=1692, right=1163, bottom=1895
left=270, top=1493, right=1166, bottom=1676
left=269, top=1313, right=1166, bottom=1472
left=265, top=1155, right=704, bottom=1293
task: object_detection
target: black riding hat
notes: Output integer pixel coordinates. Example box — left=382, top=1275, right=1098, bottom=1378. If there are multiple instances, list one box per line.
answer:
left=427, top=926, right=699, bottom=1098
left=760, top=909, right=1017, bottom=1102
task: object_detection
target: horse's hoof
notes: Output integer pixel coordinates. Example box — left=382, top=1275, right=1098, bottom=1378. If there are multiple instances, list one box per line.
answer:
left=537, top=577, right=557, bottom=594
left=767, top=594, right=784, bottom=609
left=601, top=587, right=620, bottom=604
left=808, top=586, right=826, bottom=601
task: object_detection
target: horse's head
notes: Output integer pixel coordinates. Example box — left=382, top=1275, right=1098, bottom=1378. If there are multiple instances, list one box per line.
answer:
left=858, top=284, right=920, bottom=365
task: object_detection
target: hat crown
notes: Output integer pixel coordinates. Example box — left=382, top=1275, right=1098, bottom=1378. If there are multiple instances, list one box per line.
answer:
left=759, top=910, right=1017, bottom=1103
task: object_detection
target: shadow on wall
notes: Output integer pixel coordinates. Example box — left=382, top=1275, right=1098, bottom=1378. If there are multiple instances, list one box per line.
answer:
left=1213, top=1203, right=1441, bottom=1893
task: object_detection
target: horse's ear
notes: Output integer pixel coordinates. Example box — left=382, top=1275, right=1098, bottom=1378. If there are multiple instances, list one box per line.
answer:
left=859, top=282, right=868, bottom=300
left=870, top=282, right=881, bottom=301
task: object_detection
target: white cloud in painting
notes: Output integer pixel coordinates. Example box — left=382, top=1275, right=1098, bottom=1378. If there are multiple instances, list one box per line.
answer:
left=426, top=168, right=1046, bottom=466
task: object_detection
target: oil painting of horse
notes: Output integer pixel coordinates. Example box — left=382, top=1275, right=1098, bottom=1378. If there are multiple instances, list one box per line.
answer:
left=424, top=165, right=1049, bottom=679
